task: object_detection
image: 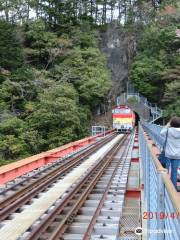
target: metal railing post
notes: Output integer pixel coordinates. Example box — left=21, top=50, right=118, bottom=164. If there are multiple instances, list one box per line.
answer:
left=157, top=172, right=166, bottom=240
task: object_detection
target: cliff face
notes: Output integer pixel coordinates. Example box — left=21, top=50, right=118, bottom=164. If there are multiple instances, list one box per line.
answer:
left=92, top=24, right=136, bottom=127
left=100, top=24, right=136, bottom=105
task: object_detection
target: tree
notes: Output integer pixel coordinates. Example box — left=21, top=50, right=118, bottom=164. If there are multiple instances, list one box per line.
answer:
left=0, top=20, right=23, bottom=70
left=129, top=8, right=180, bottom=106
left=0, top=116, right=26, bottom=159
left=162, top=66, right=180, bottom=117
left=25, top=19, right=59, bottom=67
left=27, top=83, right=86, bottom=149
left=130, top=56, right=165, bottom=102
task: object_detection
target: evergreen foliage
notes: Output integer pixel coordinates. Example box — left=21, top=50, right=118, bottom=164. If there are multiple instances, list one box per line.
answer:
left=0, top=20, right=23, bottom=71
left=0, top=1, right=179, bottom=164
left=130, top=6, right=180, bottom=117
left=0, top=11, right=111, bottom=164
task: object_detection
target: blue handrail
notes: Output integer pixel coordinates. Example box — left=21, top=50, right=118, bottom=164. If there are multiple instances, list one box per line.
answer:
left=139, top=123, right=180, bottom=240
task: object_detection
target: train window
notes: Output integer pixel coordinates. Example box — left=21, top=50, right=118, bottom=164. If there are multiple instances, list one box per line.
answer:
left=123, top=109, right=131, bottom=113
left=113, top=109, right=131, bottom=114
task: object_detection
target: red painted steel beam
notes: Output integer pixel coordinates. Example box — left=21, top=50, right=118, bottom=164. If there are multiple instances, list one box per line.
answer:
left=125, top=189, right=141, bottom=198
left=131, top=158, right=139, bottom=162
left=0, top=130, right=114, bottom=185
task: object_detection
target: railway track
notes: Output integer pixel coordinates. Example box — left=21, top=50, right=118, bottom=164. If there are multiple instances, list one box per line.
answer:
left=0, top=133, right=135, bottom=240
left=24, top=133, right=134, bottom=240
left=0, top=133, right=116, bottom=222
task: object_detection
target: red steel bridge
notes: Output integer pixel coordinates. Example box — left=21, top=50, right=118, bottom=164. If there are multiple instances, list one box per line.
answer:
left=0, top=122, right=179, bottom=240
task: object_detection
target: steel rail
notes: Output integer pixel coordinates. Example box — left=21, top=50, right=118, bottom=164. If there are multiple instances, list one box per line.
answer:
left=1, top=133, right=114, bottom=195
left=0, top=133, right=116, bottom=221
left=0, top=142, right=94, bottom=195
left=82, top=133, right=134, bottom=240
left=26, top=134, right=129, bottom=240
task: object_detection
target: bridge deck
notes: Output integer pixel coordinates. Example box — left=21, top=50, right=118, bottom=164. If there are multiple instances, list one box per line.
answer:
left=0, top=135, right=122, bottom=240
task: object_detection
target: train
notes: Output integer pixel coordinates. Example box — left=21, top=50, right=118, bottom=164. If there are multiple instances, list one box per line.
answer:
left=112, top=105, right=135, bottom=133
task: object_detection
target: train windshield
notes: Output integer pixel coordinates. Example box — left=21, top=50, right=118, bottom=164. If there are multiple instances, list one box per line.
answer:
left=113, top=109, right=131, bottom=114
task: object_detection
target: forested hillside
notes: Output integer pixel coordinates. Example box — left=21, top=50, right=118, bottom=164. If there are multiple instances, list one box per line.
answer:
left=0, top=2, right=114, bottom=163
left=129, top=4, right=180, bottom=117
left=0, top=1, right=179, bottom=164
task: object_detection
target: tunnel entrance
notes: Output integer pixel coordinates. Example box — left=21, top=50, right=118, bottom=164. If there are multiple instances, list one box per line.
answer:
left=134, top=112, right=140, bottom=127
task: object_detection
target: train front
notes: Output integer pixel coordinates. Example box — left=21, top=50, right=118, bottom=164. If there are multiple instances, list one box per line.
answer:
left=112, top=105, right=135, bottom=133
